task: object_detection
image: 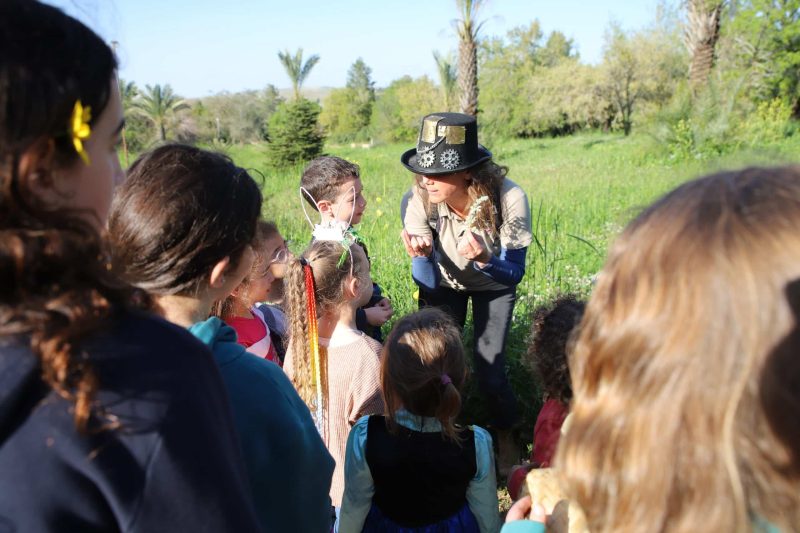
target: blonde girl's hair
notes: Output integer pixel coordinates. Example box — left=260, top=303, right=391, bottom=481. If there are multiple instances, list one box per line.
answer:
left=381, top=308, right=467, bottom=442
left=284, top=239, right=369, bottom=415
left=415, top=160, right=507, bottom=234
left=557, top=167, right=800, bottom=533
left=212, top=220, right=279, bottom=320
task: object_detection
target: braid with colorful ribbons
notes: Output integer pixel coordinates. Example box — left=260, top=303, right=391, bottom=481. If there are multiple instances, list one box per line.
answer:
left=285, top=240, right=369, bottom=437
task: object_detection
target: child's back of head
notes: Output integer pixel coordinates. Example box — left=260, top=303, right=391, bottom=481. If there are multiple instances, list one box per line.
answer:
left=559, top=166, right=800, bottom=532
left=382, top=308, right=467, bottom=441
left=529, top=295, right=585, bottom=404
left=109, top=144, right=262, bottom=298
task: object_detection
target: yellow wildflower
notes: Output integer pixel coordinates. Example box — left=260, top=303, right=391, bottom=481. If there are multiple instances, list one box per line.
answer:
left=376, top=196, right=382, bottom=203
left=70, top=100, right=92, bottom=165
left=413, top=289, right=419, bottom=301
left=376, top=209, right=384, bottom=218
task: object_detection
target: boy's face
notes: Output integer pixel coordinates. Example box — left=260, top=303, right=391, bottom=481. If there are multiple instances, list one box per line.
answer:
left=320, top=177, right=366, bottom=225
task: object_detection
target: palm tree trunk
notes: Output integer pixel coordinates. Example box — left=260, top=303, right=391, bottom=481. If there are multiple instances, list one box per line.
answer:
left=686, top=1, right=723, bottom=94
left=160, top=122, right=166, bottom=141
left=458, top=37, right=478, bottom=116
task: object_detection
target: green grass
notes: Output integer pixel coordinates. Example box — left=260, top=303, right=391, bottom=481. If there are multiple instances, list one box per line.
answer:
left=217, top=132, right=800, bottom=446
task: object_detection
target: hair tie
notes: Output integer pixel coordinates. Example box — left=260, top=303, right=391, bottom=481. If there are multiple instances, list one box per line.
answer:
left=299, top=257, right=308, bottom=266
left=441, top=373, right=452, bottom=386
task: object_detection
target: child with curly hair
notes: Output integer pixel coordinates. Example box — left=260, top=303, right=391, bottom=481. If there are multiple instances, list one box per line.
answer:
left=507, top=295, right=584, bottom=500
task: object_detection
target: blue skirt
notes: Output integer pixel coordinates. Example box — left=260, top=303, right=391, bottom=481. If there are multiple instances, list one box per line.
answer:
left=361, top=502, right=479, bottom=533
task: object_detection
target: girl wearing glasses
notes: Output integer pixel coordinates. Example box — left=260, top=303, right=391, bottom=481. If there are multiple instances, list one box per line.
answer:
left=216, top=220, right=291, bottom=365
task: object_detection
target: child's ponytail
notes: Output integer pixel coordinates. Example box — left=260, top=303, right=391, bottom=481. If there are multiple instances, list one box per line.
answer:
left=436, top=374, right=463, bottom=441
left=381, top=308, right=468, bottom=442
left=286, top=239, right=367, bottom=432
left=285, top=256, right=320, bottom=414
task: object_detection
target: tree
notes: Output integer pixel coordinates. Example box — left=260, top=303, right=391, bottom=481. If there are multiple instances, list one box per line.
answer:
left=602, top=26, right=643, bottom=136
left=685, top=0, right=725, bottom=93
left=724, top=0, right=800, bottom=117
left=345, top=58, right=376, bottom=135
left=433, top=51, right=458, bottom=111
left=119, top=79, right=138, bottom=110
left=453, top=0, right=487, bottom=116
left=371, top=76, right=443, bottom=142
left=267, top=99, right=324, bottom=167
left=540, top=31, right=576, bottom=67
left=277, top=48, right=320, bottom=101
left=319, top=87, right=365, bottom=142
left=132, top=84, right=190, bottom=142
left=601, top=17, right=686, bottom=136
left=116, top=79, right=150, bottom=156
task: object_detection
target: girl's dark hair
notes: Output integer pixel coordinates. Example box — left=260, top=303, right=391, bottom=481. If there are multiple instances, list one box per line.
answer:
left=0, top=0, right=129, bottom=432
left=109, top=144, right=262, bottom=296
left=381, top=308, right=467, bottom=441
left=528, top=294, right=585, bottom=403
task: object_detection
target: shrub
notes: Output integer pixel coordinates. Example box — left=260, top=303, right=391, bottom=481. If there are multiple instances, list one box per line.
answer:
left=266, top=99, right=324, bottom=167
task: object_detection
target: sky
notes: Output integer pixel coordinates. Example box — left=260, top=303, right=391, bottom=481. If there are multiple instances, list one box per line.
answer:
left=46, top=0, right=663, bottom=98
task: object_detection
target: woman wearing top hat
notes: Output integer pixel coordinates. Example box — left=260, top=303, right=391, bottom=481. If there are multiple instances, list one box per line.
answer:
left=400, top=112, right=533, bottom=475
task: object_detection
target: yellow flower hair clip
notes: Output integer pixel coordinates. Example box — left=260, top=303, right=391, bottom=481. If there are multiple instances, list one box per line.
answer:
left=69, top=100, right=92, bottom=165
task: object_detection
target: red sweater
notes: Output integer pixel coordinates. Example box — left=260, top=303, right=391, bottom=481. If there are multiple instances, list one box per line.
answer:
left=530, top=399, right=569, bottom=467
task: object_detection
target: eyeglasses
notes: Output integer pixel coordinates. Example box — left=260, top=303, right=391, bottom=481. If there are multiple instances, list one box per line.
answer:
left=268, top=240, right=290, bottom=265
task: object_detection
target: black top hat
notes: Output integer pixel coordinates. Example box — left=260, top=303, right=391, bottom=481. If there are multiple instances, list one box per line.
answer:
left=401, top=112, right=492, bottom=175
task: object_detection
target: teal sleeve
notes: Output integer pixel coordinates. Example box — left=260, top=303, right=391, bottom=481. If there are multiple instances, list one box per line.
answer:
left=338, top=416, right=374, bottom=533
left=466, top=426, right=502, bottom=533
left=500, top=521, right=546, bottom=533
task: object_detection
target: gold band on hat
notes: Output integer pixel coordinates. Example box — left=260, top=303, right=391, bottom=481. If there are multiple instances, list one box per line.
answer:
left=443, top=125, right=465, bottom=145
left=421, top=116, right=443, bottom=143
left=420, top=116, right=467, bottom=146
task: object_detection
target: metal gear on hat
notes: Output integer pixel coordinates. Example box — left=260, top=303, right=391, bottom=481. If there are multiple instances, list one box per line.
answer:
left=418, top=151, right=435, bottom=168
left=440, top=149, right=460, bottom=170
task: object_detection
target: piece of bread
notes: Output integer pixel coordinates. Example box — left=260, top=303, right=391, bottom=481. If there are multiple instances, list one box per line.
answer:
left=520, top=468, right=589, bottom=533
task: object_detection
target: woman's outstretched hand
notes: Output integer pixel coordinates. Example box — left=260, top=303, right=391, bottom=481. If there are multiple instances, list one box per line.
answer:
left=457, top=231, right=492, bottom=265
left=400, top=229, right=433, bottom=258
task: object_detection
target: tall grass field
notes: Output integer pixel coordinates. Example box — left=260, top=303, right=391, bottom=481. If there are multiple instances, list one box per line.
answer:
left=213, top=133, right=800, bottom=441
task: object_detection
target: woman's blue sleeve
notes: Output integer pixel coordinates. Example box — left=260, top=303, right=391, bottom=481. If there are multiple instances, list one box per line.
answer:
left=500, top=521, right=546, bottom=533
left=411, top=252, right=441, bottom=290
left=473, top=247, right=528, bottom=286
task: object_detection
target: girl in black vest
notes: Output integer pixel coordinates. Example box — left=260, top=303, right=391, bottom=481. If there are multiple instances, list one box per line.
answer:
left=339, top=308, right=501, bottom=533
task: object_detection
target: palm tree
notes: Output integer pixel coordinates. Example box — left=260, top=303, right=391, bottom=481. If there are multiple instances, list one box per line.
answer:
left=453, top=0, right=487, bottom=116
left=117, top=79, right=139, bottom=164
left=433, top=51, right=458, bottom=111
left=118, top=79, right=139, bottom=113
left=132, top=84, right=190, bottom=141
left=684, top=0, right=724, bottom=93
left=277, top=49, right=320, bottom=100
